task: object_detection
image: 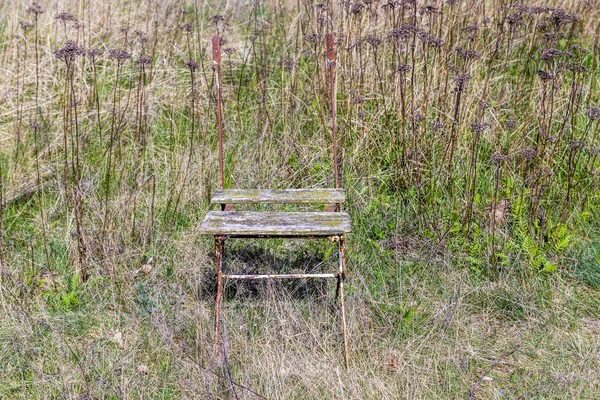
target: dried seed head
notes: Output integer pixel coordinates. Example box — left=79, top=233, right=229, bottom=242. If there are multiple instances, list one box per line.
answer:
left=210, top=14, right=225, bottom=23
left=456, top=46, right=480, bottom=60
left=108, top=49, right=131, bottom=62
left=54, top=40, right=85, bottom=60
left=421, top=5, right=439, bottom=15
left=19, top=21, right=33, bottom=31
left=223, top=47, right=236, bottom=56
left=413, top=112, right=425, bottom=123
left=29, top=121, right=41, bottom=131
left=568, top=140, right=584, bottom=150
left=137, top=56, right=152, bottom=67
left=86, top=48, right=104, bottom=60
left=587, top=107, right=600, bottom=121
left=550, top=8, right=578, bottom=27
left=304, top=33, right=322, bottom=45
left=388, top=27, right=411, bottom=41
left=428, top=37, right=444, bottom=48
left=540, top=48, right=563, bottom=61
left=452, top=73, right=471, bottom=92
left=566, top=63, right=586, bottom=74
left=184, top=60, right=199, bottom=70
left=353, top=95, right=365, bottom=104
left=537, top=70, right=554, bottom=81
left=27, top=2, right=44, bottom=16
left=431, top=121, right=445, bottom=132
left=504, top=119, right=517, bottom=130
left=396, top=64, right=411, bottom=75
left=491, top=153, right=508, bottom=165
left=182, top=23, right=193, bottom=32
left=351, top=3, right=364, bottom=15
left=520, top=146, right=537, bottom=160
left=365, top=35, right=381, bottom=48
left=56, top=12, right=75, bottom=23
left=470, top=121, right=489, bottom=133
left=135, top=30, right=148, bottom=43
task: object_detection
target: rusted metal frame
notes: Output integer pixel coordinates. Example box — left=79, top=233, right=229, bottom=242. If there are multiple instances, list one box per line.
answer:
left=214, top=235, right=226, bottom=357
left=212, top=36, right=224, bottom=191
left=326, top=33, right=341, bottom=214
left=223, top=273, right=338, bottom=280
left=335, top=235, right=349, bottom=368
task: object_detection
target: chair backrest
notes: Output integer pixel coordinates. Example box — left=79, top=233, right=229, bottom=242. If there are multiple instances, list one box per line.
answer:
left=212, top=33, right=339, bottom=190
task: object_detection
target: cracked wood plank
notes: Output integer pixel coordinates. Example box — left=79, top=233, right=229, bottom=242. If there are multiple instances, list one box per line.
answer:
left=198, top=211, right=351, bottom=236
left=210, top=189, right=345, bottom=204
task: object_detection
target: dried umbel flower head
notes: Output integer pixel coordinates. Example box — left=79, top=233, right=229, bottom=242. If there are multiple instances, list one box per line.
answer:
left=223, top=47, right=236, bottom=56
left=210, top=14, right=225, bottom=24
left=304, top=33, right=322, bottom=45
left=54, top=40, right=85, bottom=61
left=56, top=12, right=75, bottom=23
left=135, top=30, right=148, bottom=44
left=388, top=27, right=411, bottom=41
left=87, top=48, right=104, bottom=60
left=568, top=140, right=585, bottom=150
left=456, top=46, right=480, bottom=60
left=550, top=8, right=578, bottom=27
left=540, top=48, right=563, bottom=61
left=536, top=70, right=554, bottom=81
left=452, top=73, right=471, bottom=92
left=184, top=60, right=198, bottom=71
left=365, top=35, right=382, bottom=49
left=137, top=56, right=152, bottom=67
left=520, top=146, right=537, bottom=160
left=504, top=119, right=517, bottom=130
left=396, top=64, right=411, bottom=75
left=470, top=121, right=489, bottom=133
left=182, top=23, right=193, bottom=32
left=108, top=49, right=131, bottom=63
left=587, top=107, right=600, bottom=121
left=27, top=2, right=44, bottom=16
left=491, top=153, right=508, bottom=165
left=19, top=21, right=33, bottom=31
left=431, top=120, right=445, bottom=132
left=351, top=3, right=364, bottom=15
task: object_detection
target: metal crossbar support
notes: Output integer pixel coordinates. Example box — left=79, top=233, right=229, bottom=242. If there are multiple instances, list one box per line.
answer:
left=213, top=234, right=349, bottom=368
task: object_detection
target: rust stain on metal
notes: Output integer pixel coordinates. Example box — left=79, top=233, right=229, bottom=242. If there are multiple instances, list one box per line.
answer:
left=212, top=36, right=221, bottom=64
left=214, top=236, right=225, bottom=357
left=338, top=236, right=349, bottom=368
left=326, top=34, right=339, bottom=191
left=326, top=33, right=335, bottom=62
left=212, top=36, right=224, bottom=190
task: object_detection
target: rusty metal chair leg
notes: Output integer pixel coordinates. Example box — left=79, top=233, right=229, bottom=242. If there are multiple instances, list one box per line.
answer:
left=338, top=235, right=349, bottom=368
left=214, top=236, right=225, bottom=357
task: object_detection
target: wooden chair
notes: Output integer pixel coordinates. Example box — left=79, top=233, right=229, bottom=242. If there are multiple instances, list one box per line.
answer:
left=199, top=34, right=350, bottom=366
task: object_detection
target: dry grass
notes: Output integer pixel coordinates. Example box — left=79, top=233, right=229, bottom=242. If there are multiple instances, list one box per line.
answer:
left=1, top=0, right=600, bottom=398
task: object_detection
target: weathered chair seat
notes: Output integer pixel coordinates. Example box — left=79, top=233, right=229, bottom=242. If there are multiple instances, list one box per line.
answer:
left=210, top=188, right=345, bottom=204
left=199, top=211, right=351, bottom=237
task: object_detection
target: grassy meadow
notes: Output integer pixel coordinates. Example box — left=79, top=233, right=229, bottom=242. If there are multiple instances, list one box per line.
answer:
left=1, top=0, right=600, bottom=398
